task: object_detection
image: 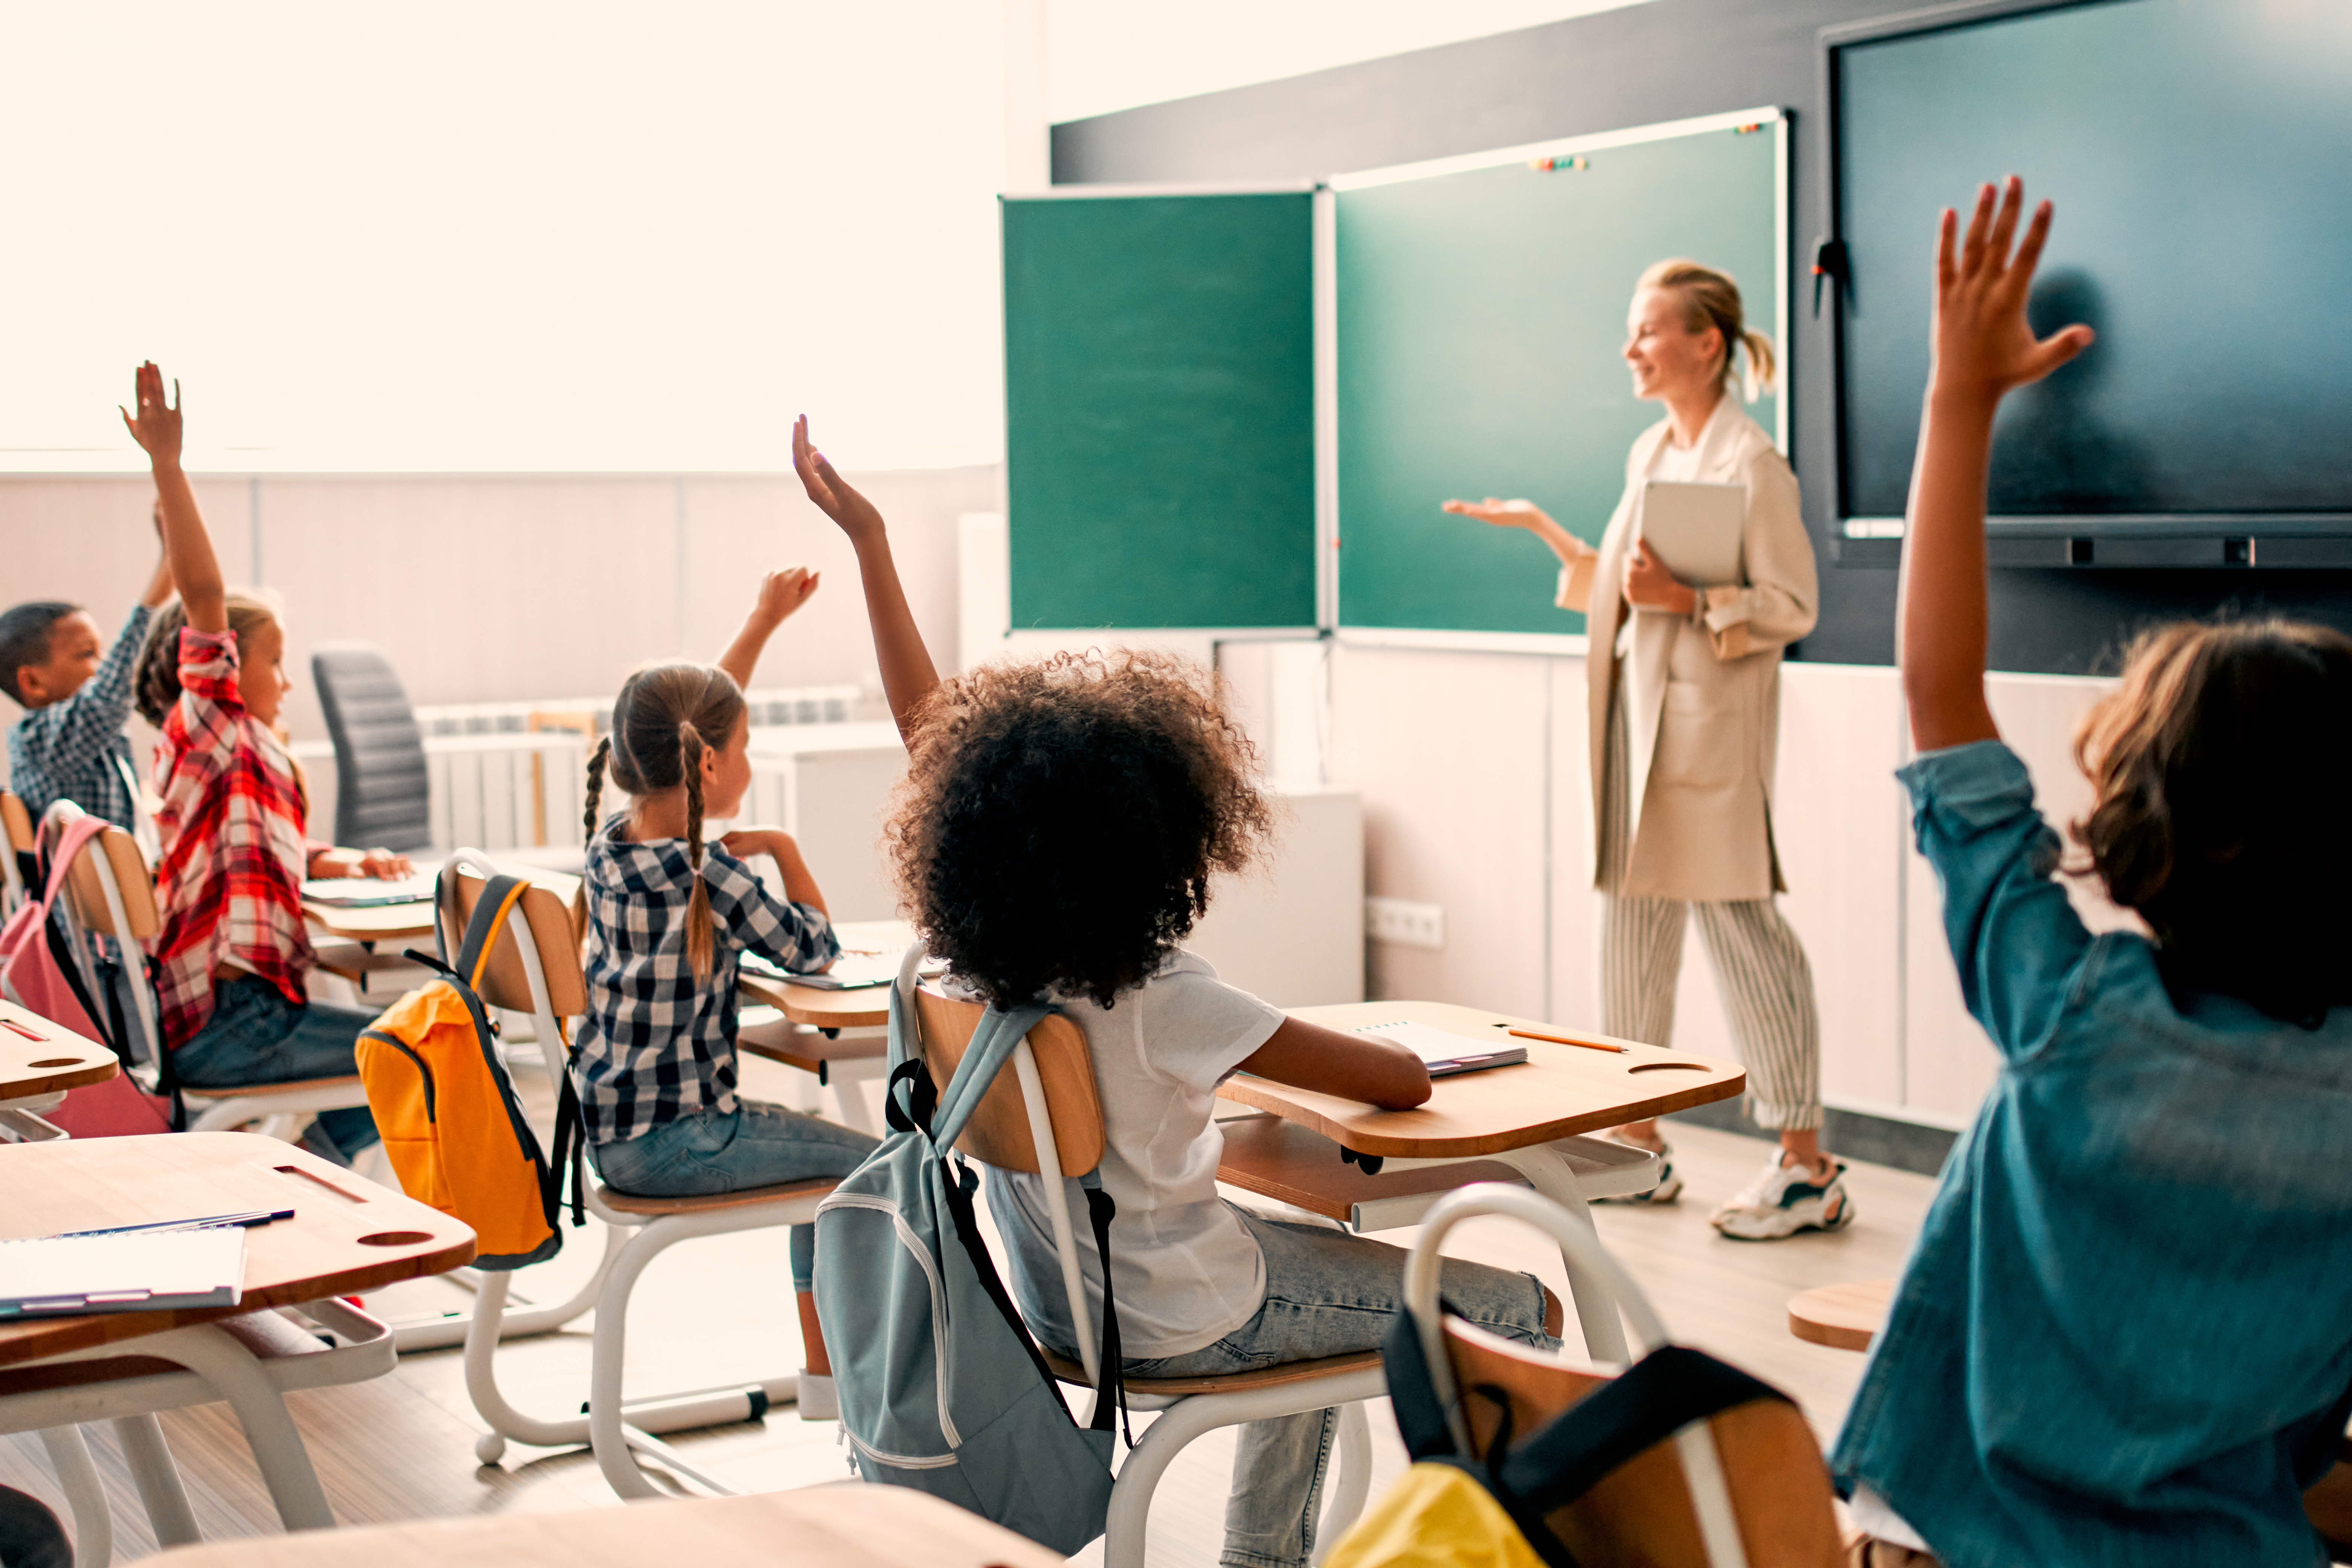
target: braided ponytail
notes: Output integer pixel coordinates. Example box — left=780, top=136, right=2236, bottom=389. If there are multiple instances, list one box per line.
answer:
left=677, top=720, right=715, bottom=980
left=583, top=735, right=613, bottom=844
left=133, top=594, right=285, bottom=726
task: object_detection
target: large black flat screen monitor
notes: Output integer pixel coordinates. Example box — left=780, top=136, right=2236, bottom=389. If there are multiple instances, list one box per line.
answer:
left=1830, top=0, right=2352, bottom=532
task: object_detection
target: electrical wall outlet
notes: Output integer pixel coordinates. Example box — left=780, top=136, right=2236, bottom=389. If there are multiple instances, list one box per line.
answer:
left=1364, top=896, right=1446, bottom=951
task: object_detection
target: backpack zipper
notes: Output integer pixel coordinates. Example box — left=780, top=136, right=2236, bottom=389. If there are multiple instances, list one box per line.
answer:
left=818, top=1191, right=962, bottom=1449
left=841, top=1426, right=960, bottom=1472
left=361, top=1029, right=436, bottom=1121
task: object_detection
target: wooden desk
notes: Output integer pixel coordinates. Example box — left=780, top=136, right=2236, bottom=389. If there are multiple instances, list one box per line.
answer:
left=1228, top=1000, right=1744, bottom=1159
left=734, top=918, right=913, bottom=1032
left=302, top=897, right=439, bottom=946
left=151, top=1481, right=1063, bottom=1568
left=0, top=1132, right=474, bottom=1369
left=0, top=1001, right=117, bottom=1101
left=1787, top=1278, right=1893, bottom=1352
left=1218, top=1000, right=1741, bottom=1363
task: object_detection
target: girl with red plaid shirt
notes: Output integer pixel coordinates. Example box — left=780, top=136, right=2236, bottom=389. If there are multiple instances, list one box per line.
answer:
left=122, top=364, right=414, bottom=1164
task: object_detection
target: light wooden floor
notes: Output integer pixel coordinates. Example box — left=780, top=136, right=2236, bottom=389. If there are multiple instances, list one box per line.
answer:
left=0, top=1058, right=1934, bottom=1566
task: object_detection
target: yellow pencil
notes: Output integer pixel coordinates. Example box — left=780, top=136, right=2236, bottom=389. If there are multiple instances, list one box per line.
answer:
left=1507, top=1027, right=1626, bottom=1055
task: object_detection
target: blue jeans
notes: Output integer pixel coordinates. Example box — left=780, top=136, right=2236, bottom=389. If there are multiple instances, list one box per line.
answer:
left=1059, top=1206, right=1554, bottom=1568
left=592, top=1101, right=879, bottom=1289
left=174, top=976, right=380, bottom=1160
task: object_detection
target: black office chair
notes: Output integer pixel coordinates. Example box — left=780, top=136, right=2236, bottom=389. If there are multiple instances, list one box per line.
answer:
left=311, top=644, right=433, bottom=853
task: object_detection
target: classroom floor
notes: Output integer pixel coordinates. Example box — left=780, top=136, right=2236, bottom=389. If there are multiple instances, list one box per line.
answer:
left=0, top=1059, right=1936, bottom=1566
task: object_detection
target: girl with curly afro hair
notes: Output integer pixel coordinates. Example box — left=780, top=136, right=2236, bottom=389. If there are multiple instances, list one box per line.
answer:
left=794, top=417, right=1560, bottom=1568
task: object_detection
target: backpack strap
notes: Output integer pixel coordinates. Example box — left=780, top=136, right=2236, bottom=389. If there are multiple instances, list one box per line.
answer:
left=1378, top=1307, right=1792, bottom=1568
left=925, top=1001, right=1053, bottom=1153
left=1079, top=1171, right=1130, bottom=1444
left=453, top=875, right=529, bottom=992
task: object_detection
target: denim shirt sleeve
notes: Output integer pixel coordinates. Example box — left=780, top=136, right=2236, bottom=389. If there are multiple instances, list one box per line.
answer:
left=1897, top=739, right=2092, bottom=1062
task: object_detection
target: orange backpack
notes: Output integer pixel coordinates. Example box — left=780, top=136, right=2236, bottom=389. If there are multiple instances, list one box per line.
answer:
left=355, top=872, right=583, bottom=1269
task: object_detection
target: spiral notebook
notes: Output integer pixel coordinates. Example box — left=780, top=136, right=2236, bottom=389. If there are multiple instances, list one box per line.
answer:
left=0, top=1228, right=247, bottom=1319
left=1351, top=1020, right=1526, bottom=1077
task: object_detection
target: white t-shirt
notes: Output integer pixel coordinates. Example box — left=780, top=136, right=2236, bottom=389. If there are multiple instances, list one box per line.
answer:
left=983, top=951, right=1286, bottom=1359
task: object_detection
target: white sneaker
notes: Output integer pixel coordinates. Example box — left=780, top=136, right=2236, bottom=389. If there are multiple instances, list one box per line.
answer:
left=796, top=1370, right=839, bottom=1421
left=1710, top=1153, right=1855, bottom=1240
left=1591, top=1140, right=1684, bottom=1205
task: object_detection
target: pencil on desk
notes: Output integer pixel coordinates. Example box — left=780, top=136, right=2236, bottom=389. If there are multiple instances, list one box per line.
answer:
left=1508, top=1027, right=1626, bottom=1054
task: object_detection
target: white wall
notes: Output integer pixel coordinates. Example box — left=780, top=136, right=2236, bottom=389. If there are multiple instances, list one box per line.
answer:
left=0, top=464, right=992, bottom=767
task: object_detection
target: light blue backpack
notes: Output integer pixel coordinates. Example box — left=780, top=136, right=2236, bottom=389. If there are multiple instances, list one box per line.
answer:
left=813, top=986, right=1126, bottom=1553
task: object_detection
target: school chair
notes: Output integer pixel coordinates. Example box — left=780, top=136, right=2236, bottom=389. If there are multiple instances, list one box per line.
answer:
left=1, top=789, right=32, bottom=917
left=903, top=967, right=1388, bottom=1568
left=311, top=645, right=433, bottom=854
left=3, top=1298, right=397, bottom=1562
left=40, top=801, right=376, bottom=1142
left=1380, top=1184, right=1844, bottom=1566
left=428, top=850, right=839, bottom=1498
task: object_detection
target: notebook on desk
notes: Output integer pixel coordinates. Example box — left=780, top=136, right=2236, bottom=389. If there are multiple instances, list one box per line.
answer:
left=0, top=1227, right=246, bottom=1319
left=300, top=873, right=435, bottom=908
left=740, top=949, right=948, bottom=991
left=1352, top=1020, right=1527, bottom=1077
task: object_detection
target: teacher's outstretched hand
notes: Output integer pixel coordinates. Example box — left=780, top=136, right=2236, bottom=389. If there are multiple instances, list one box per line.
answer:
left=1441, top=495, right=1597, bottom=565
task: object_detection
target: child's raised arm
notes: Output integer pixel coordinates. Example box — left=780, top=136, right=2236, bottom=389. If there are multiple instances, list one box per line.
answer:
left=120, top=363, right=224, bottom=634
left=1898, top=178, right=2093, bottom=752
left=792, top=416, right=939, bottom=741
left=716, top=567, right=820, bottom=691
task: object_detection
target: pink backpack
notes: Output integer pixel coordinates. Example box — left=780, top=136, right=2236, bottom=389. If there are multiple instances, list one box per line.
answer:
left=0, top=810, right=173, bottom=1136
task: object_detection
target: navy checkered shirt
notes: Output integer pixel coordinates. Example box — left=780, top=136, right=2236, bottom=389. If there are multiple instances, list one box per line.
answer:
left=6, top=604, right=152, bottom=830
left=572, top=814, right=839, bottom=1144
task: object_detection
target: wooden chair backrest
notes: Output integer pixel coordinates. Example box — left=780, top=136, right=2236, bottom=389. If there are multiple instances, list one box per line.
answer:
left=910, top=986, right=1105, bottom=1177
left=0, top=792, right=31, bottom=855
left=1444, top=1320, right=1844, bottom=1567
left=58, top=817, right=161, bottom=940
left=441, top=863, right=588, bottom=1018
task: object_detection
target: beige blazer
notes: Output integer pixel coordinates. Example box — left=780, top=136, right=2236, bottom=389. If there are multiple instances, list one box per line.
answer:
left=1558, top=401, right=1817, bottom=902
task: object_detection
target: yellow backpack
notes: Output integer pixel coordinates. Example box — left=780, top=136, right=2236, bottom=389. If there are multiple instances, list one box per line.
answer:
left=355, top=871, right=583, bottom=1269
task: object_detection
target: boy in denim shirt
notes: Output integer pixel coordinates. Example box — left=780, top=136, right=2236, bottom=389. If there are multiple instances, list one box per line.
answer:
left=1835, top=179, right=2352, bottom=1566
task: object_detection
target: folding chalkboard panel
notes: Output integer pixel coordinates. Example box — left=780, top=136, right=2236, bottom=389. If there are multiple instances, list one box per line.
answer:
left=1003, top=191, right=1317, bottom=631
left=1335, top=114, right=1784, bottom=638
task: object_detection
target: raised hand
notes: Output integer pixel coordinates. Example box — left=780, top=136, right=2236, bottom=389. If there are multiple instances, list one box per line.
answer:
left=792, top=415, right=886, bottom=538
left=119, top=362, right=184, bottom=464
left=1931, top=176, right=2094, bottom=406
left=752, top=566, right=821, bottom=627
left=1442, top=496, right=1550, bottom=530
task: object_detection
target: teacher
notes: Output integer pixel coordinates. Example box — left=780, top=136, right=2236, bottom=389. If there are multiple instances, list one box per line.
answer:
left=1445, top=259, right=1847, bottom=1242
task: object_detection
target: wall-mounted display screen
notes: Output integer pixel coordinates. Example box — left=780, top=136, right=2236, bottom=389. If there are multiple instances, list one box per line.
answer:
left=1833, top=0, right=2352, bottom=528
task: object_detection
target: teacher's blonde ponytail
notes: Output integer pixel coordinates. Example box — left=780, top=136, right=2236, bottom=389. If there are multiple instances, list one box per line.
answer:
left=1637, top=258, right=1777, bottom=403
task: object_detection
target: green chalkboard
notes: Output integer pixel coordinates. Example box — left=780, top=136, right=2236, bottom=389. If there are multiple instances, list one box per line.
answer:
left=1004, top=193, right=1317, bottom=630
left=1336, top=121, right=1783, bottom=635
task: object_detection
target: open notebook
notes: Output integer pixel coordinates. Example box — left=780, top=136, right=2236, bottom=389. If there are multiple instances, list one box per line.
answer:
left=299, top=873, right=436, bottom=908
left=0, top=1227, right=247, bottom=1319
left=1351, top=1020, right=1527, bottom=1077
left=740, top=949, right=949, bottom=992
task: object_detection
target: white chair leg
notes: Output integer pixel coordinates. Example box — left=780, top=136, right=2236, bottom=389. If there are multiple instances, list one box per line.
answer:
left=129, top=1325, right=335, bottom=1531
left=1496, top=1144, right=1632, bottom=1363
left=36, top=1426, right=111, bottom=1568
left=398, top=1219, right=624, bottom=1354
left=111, top=1414, right=199, bottom=1548
left=1311, top=1402, right=1374, bottom=1565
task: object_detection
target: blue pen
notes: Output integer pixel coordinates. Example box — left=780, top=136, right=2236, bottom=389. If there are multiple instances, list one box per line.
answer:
left=49, top=1210, right=294, bottom=1240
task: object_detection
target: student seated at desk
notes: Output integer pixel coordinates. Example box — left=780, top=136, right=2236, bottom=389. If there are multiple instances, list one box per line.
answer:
left=121, top=363, right=410, bottom=1164
left=793, top=416, right=1561, bottom=1568
left=1833, top=180, right=2352, bottom=1568
left=1, top=501, right=173, bottom=838
left=571, top=568, right=878, bottom=1415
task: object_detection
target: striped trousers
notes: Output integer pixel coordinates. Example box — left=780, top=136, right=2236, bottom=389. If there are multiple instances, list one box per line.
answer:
left=1598, top=682, right=1822, bottom=1131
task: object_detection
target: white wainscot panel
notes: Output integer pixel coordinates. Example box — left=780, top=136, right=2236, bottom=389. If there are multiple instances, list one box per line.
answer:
left=1772, top=663, right=1906, bottom=1112
left=1190, top=786, right=1365, bottom=1008
left=1546, top=655, right=1599, bottom=1031
left=1328, top=644, right=1551, bottom=1021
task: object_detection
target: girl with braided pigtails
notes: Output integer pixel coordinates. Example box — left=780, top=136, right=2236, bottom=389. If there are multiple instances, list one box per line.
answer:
left=571, top=570, right=877, bottom=1418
